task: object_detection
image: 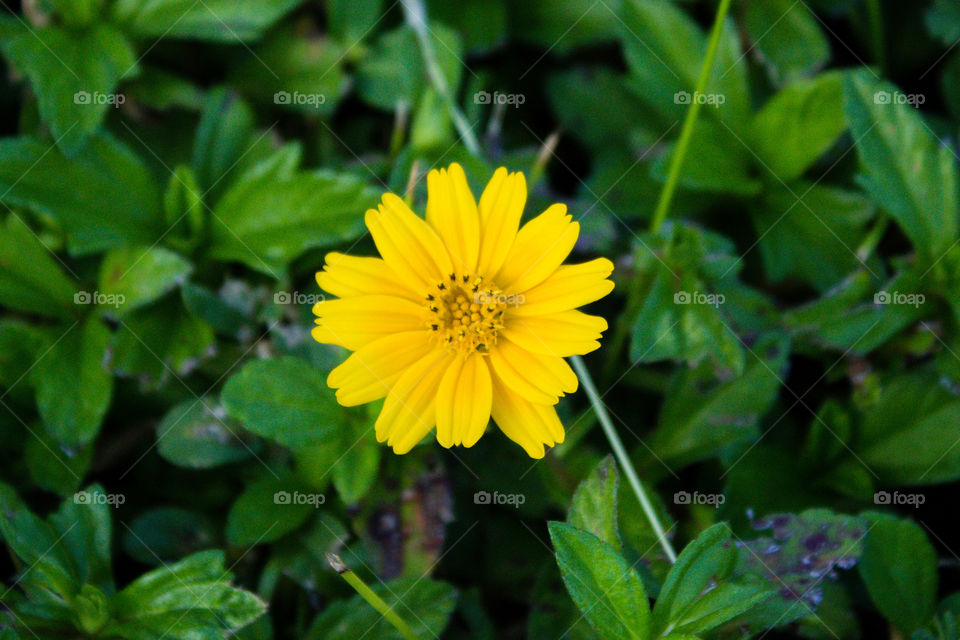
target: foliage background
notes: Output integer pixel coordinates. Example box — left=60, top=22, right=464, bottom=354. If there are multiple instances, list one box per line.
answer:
left=2, top=0, right=960, bottom=638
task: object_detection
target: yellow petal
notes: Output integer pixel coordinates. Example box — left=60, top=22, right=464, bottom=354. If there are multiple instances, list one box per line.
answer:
left=491, top=375, right=565, bottom=459
left=365, top=193, right=453, bottom=290
left=493, top=204, right=578, bottom=293
left=501, top=337, right=578, bottom=396
left=488, top=339, right=562, bottom=404
left=314, top=295, right=424, bottom=350
left=477, top=168, right=527, bottom=276
left=327, top=331, right=435, bottom=406
left=375, top=349, right=452, bottom=454
left=316, top=252, right=418, bottom=300
left=426, top=163, right=480, bottom=274
left=502, top=310, right=608, bottom=357
left=435, top=353, right=492, bottom=448
left=511, top=258, right=614, bottom=316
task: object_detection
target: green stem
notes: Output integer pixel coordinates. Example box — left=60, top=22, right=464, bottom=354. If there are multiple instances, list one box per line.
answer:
left=649, top=0, right=734, bottom=234
left=570, top=356, right=678, bottom=563
left=327, top=554, right=422, bottom=640
left=401, top=0, right=481, bottom=156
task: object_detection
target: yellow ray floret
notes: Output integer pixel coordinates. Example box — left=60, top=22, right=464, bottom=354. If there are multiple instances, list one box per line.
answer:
left=313, top=163, right=614, bottom=458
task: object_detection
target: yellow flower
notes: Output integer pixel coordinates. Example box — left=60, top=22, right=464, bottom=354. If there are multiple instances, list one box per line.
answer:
left=312, top=163, right=614, bottom=458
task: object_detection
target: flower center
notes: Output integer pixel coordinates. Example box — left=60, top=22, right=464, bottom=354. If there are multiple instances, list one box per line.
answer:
left=425, top=273, right=507, bottom=354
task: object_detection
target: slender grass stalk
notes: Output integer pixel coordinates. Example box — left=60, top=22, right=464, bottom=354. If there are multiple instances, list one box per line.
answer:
left=649, top=0, right=734, bottom=234
left=604, top=0, right=734, bottom=380
left=327, top=554, right=422, bottom=640
left=401, top=0, right=481, bottom=156
left=570, top=356, right=678, bottom=563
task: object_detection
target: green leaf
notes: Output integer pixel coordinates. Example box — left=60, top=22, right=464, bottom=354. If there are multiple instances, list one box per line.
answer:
left=750, top=182, right=875, bottom=290
left=0, top=482, right=79, bottom=602
left=32, top=317, right=113, bottom=446
left=744, top=0, right=829, bottom=85
left=108, top=550, right=266, bottom=638
left=191, top=88, right=255, bottom=199
left=0, top=320, right=49, bottom=395
left=48, top=484, right=114, bottom=592
left=0, top=135, right=163, bottom=255
left=838, top=372, right=960, bottom=484
left=751, top=71, right=846, bottom=180
left=0, top=19, right=136, bottom=153
left=0, top=215, right=78, bottom=318
left=647, top=335, right=789, bottom=468
left=732, top=509, right=867, bottom=631
left=230, top=29, right=348, bottom=117
left=221, top=356, right=347, bottom=449
left=208, top=151, right=380, bottom=273
left=326, top=0, right=384, bottom=42
left=330, top=414, right=380, bottom=504
left=651, top=119, right=761, bottom=196
left=226, top=474, right=316, bottom=546
left=25, top=428, right=93, bottom=496
left=628, top=223, right=749, bottom=373
left=156, top=400, right=255, bottom=469
left=511, top=0, right=622, bottom=52
left=308, top=576, right=457, bottom=640
left=927, top=0, right=960, bottom=45
left=355, top=24, right=463, bottom=111
left=859, top=513, right=938, bottom=633
left=98, top=246, right=192, bottom=317
left=844, top=70, right=958, bottom=258
left=651, top=523, right=735, bottom=635
left=549, top=521, right=650, bottom=640
left=618, top=0, right=750, bottom=130
left=181, top=282, right=252, bottom=339
left=567, top=456, right=621, bottom=549
left=427, top=0, right=506, bottom=53
left=114, top=0, right=307, bottom=42
left=108, top=299, right=215, bottom=391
